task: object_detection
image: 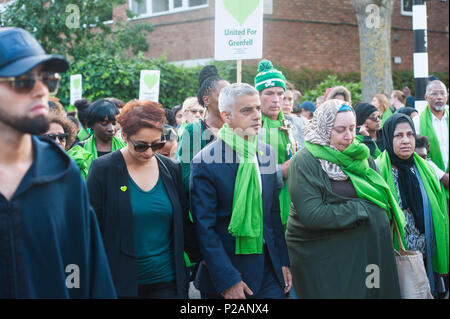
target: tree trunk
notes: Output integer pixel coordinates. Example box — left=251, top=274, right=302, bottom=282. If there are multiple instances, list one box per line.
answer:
left=352, top=0, right=394, bottom=103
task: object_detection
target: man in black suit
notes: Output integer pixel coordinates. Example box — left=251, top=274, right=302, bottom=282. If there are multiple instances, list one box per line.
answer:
left=190, top=83, right=292, bottom=299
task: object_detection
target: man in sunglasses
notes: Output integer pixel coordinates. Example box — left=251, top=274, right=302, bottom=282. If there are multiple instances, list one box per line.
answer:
left=0, top=27, right=116, bottom=298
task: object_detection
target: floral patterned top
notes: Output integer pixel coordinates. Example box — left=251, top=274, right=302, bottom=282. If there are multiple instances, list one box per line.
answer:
left=392, top=167, right=426, bottom=255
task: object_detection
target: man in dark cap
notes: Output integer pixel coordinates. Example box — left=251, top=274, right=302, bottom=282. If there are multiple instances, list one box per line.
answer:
left=0, top=27, right=116, bottom=298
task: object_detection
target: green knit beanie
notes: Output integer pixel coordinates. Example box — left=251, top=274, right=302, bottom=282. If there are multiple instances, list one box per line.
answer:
left=254, top=59, right=286, bottom=92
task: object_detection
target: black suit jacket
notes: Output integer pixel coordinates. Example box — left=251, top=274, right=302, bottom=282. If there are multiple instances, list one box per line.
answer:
left=86, top=150, right=201, bottom=297
left=190, top=139, right=290, bottom=295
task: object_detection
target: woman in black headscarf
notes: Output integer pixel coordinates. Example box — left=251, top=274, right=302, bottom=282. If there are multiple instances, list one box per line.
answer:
left=397, top=107, right=419, bottom=119
left=377, top=113, right=449, bottom=298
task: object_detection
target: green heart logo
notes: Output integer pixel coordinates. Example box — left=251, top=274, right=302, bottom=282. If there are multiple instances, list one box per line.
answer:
left=144, top=73, right=158, bottom=90
left=120, top=186, right=127, bottom=192
left=72, top=77, right=81, bottom=90
left=223, top=0, right=260, bottom=26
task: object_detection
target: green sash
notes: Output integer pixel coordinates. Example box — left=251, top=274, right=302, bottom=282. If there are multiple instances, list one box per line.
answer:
left=218, top=124, right=263, bottom=255
left=355, top=134, right=381, bottom=158
left=381, top=107, right=393, bottom=127
left=377, top=151, right=449, bottom=274
left=419, top=106, right=449, bottom=172
left=83, top=135, right=127, bottom=172
left=67, top=145, right=93, bottom=180
left=261, top=112, right=292, bottom=227
left=419, top=106, right=449, bottom=199
left=305, top=140, right=407, bottom=249
left=77, top=127, right=91, bottom=142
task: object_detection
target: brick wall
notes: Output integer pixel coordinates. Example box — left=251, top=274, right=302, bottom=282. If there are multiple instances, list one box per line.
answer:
left=102, top=1, right=449, bottom=74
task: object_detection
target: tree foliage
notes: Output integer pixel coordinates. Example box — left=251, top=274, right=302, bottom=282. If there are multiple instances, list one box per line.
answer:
left=0, top=0, right=153, bottom=60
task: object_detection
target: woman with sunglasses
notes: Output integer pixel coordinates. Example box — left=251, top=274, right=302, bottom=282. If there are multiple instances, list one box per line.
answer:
left=354, top=102, right=385, bottom=158
left=41, top=111, right=93, bottom=179
left=176, top=97, right=205, bottom=137
left=86, top=99, right=201, bottom=299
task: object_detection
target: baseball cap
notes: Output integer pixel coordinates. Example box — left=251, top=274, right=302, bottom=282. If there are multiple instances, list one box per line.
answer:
left=300, top=101, right=316, bottom=113
left=0, top=27, right=69, bottom=77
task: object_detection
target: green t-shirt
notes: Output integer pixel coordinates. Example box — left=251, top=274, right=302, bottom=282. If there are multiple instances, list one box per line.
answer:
left=129, top=175, right=175, bottom=285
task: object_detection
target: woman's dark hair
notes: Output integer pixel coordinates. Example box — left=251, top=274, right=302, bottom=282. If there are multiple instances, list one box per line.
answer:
left=48, top=97, right=65, bottom=114
left=85, top=98, right=120, bottom=129
left=117, top=99, right=166, bottom=137
left=415, top=135, right=430, bottom=153
left=74, top=98, right=91, bottom=128
left=164, top=107, right=177, bottom=127
left=197, top=65, right=225, bottom=107
left=47, top=113, right=77, bottom=151
left=105, top=97, right=125, bottom=110
left=163, top=124, right=178, bottom=141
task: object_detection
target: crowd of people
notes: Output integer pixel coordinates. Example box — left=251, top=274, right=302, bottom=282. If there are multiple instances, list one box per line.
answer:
left=0, top=27, right=448, bottom=299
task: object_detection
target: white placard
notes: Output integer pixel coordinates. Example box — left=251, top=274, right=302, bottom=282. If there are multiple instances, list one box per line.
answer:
left=139, top=70, right=160, bottom=102
left=214, top=0, right=264, bottom=61
left=70, top=74, right=82, bottom=105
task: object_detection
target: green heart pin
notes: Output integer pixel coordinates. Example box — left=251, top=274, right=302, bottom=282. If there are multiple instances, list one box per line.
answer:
left=120, top=186, right=127, bottom=192
left=72, top=77, right=81, bottom=90
left=223, top=0, right=260, bottom=26
left=143, top=73, right=158, bottom=90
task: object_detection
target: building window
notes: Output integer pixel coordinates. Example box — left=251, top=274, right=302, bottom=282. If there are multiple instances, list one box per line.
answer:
left=401, top=0, right=413, bottom=16
left=130, top=0, right=207, bottom=17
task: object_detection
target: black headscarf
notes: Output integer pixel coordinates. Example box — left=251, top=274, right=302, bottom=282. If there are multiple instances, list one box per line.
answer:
left=382, top=113, right=424, bottom=233
left=355, top=102, right=378, bottom=126
left=397, top=107, right=418, bottom=118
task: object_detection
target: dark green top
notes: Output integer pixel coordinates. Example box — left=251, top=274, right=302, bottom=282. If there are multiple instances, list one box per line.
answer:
left=285, top=148, right=401, bottom=299
left=177, top=119, right=215, bottom=192
left=128, top=175, right=175, bottom=285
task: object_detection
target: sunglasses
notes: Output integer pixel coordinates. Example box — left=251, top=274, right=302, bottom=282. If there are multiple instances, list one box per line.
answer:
left=368, top=115, right=382, bottom=121
left=42, top=133, right=68, bottom=143
left=0, top=72, right=61, bottom=94
left=127, top=135, right=166, bottom=153
left=188, top=109, right=205, bottom=115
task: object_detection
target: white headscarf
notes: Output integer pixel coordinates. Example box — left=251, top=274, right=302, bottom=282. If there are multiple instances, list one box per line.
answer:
left=303, top=99, right=352, bottom=181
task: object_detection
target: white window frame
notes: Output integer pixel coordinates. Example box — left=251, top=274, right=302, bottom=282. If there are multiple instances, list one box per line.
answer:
left=401, top=0, right=413, bottom=17
left=128, top=0, right=208, bottom=20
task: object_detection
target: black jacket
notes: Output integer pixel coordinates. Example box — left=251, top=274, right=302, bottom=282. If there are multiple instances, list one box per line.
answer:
left=86, top=150, right=201, bottom=297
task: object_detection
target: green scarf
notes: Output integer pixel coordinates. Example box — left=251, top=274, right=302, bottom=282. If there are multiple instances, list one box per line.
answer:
left=77, top=127, right=91, bottom=142
left=83, top=135, right=127, bottom=171
left=377, top=151, right=449, bottom=274
left=419, top=106, right=449, bottom=172
left=355, top=134, right=382, bottom=158
left=381, top=107, right=393, bottom=127
left=218, top=124, right=263, bottom=255
left=177, top=122, right=188, bottom=138
left=261, top=112, right=292, bottom=227
left=305, top=140, right=407, bottom=249
left=419, top=106, right=449, bottom=199
left=67, top=145, right=93, bottom=180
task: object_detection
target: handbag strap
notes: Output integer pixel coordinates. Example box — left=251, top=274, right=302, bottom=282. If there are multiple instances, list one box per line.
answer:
left=392, top=217, right=407, bottom=253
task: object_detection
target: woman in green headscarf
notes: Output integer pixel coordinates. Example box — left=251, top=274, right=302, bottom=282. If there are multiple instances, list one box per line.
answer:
left=286, top=99, right=403, bottom=299
left=377, top=113, right=449, bottom=298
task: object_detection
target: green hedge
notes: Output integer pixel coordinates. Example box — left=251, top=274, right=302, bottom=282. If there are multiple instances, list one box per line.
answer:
left=57, top=54, right=448, bottom=110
